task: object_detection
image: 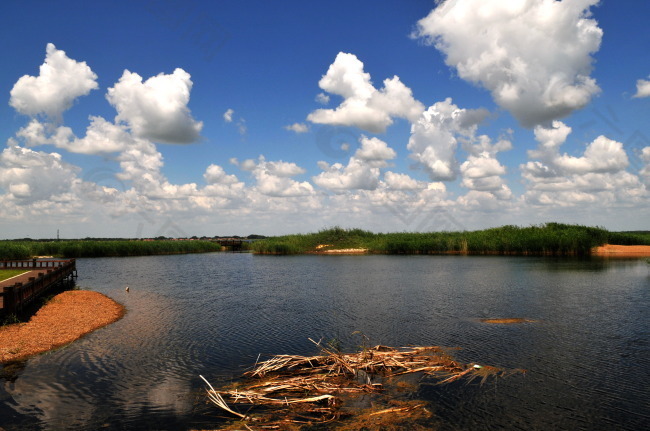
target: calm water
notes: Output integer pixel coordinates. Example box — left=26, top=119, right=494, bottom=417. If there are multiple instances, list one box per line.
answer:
left=1, top=253, right=648, bottom=430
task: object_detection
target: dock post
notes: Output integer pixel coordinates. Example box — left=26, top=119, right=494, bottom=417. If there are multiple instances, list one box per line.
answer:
left=3, top=285, right=16, bottom=315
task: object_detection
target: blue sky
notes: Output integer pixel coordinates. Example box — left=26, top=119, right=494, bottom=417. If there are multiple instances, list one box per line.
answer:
left=0, top=0, right=649, bottom=238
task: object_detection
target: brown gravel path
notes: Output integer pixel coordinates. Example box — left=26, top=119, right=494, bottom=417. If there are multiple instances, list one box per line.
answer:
left=0, top=290, right=124, bottom=363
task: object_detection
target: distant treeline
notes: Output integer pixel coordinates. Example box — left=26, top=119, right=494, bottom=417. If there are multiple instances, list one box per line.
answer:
left=0, top=240, right=228, bottom=259
left=251, top=223, right=650, bottom=256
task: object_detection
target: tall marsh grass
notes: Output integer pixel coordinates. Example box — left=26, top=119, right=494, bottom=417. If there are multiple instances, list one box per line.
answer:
left=0, top=240, right=223, bottom=259
left=251, top=223, right=650, bottom=256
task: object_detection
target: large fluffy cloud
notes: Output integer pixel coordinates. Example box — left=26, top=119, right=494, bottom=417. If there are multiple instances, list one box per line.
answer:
left=106, top=69, right=203, bottom=144
left=414, top=0, right=602, bottom=127
left=408, top=98, right=489, bottom=181
left=9, top=43, right=98, bottom=121
left=307, top=53, right=424, bottom=133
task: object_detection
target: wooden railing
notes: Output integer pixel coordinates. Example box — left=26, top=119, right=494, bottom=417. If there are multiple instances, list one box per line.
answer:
left=0, top=259, right=75, bottom=269
left=0, top=259, right=76, bottom=315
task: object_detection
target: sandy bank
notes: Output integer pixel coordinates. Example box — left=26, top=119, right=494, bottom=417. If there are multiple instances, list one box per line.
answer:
left=319, top=248, right=368, bottom=254
left=591, top=244, right=650, bottom=257
left=0, top=290, right=124, bottom=363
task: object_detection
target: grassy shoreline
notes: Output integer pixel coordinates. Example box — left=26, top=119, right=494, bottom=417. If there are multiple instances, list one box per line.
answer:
left=251, top=223, right=650, bottom=256
left=0, top=240, right=225, bottom=260
left=2, top=224, right=648, bottom=259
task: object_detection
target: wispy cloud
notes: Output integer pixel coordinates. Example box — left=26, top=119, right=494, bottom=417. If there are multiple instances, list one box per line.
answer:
left=284, top=122, right=309, bottom=133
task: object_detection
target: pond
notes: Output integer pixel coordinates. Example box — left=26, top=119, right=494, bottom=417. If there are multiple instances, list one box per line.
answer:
left=1, top=253, right=648, bottom=430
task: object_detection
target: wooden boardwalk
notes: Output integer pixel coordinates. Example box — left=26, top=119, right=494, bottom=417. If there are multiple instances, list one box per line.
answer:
left=0, top=259, right=77, bottom=316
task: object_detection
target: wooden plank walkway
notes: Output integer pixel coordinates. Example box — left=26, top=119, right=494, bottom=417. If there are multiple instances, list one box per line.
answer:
left=0, top=259, right=77, bottom=316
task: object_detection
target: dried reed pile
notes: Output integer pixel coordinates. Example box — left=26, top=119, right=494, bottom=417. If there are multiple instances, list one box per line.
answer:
left=200, top=339, right=523, bottom=429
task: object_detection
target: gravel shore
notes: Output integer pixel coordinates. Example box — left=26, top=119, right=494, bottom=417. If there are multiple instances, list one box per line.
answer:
left=0, top=290, right=124, bottom=363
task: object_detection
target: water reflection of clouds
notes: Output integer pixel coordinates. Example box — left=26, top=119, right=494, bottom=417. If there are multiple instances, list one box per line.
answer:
left=4, top=285, right=196, bottom=428
left=147, top=375, right=192, bottom=414
left=8, top=356, right=99, bottom=428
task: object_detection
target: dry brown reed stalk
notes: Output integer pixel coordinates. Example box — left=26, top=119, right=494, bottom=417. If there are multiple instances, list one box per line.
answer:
left=201, top=340, right=524, bottom=429
left=368, top=403, right=427, bottom=417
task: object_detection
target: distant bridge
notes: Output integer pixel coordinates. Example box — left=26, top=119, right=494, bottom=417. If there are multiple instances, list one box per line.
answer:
left=212, top=238, right=249, bottom=251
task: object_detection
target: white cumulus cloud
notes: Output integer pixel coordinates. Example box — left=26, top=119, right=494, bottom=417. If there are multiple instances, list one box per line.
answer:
left=354, top=136, right=396, bottom=165
left=312, top=158, right=382, bottom=191
left=0, top=143, right=80, bottom=203
left=521, top=121, right=645, bottom=207
left=204, top=164, right=239, bottom=185
left=525, top=121, right=628, bottom=176
left=201, top=164, right=245, bottom=200
left=554, top=135, right=629, bottom=174
left=234, top=156, right=314, bottom=197
left=106, top=68, right=203, bottom=144
left=312, top=136, right=396, bottom=191
left=383, top=171, right=426, bottom=190
left=307, top=52, right=424, bottom=133
left=414, top=0, right=602, bottom=127
left=408, top=98, right=489, bottom=181
left=9, top=43, right=98, bottom=121
left=460, top=135, right=512, bottom=199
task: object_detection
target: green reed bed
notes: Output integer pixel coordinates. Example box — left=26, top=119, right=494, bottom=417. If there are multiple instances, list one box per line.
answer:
left=0, top=240, right=223, bottom=259
left=252, top=223, right=650, bottom=256
left=251, top=227, right=377, bottom=255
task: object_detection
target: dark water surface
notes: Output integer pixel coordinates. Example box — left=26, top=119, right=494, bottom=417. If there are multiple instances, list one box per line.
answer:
left=1, top=253, right=648, bottom=430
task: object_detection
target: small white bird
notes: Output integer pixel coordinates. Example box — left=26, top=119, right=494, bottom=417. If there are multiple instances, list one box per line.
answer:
left=125, top=286, right=130, bottom=292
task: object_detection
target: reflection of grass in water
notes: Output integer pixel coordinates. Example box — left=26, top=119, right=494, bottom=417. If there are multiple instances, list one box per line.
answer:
left=0, top=359, right=27, bottom=383
left=334, top=399, right=434, bottom=431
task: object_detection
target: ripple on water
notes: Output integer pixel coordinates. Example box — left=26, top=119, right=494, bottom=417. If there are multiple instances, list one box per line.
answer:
left=1, top=254, right=648, bottom=430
